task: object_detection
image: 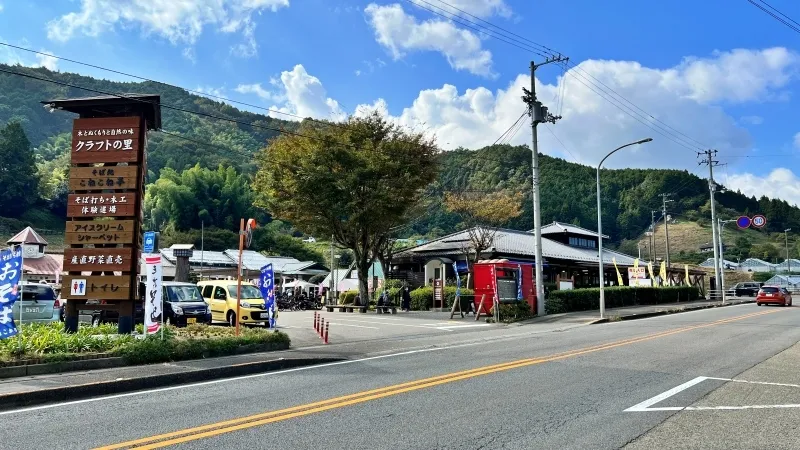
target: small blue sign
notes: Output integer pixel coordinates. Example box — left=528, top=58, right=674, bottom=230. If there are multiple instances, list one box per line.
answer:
left=736, top=216, right=752, bottom=229
left=143, top=231, right=156, bottom=254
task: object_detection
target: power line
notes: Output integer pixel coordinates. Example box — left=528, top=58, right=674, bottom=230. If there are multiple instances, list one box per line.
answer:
left=747, top=0, right=800, bottom=33
left=409, top=0, right=709, bottom=153
left=492, top=111, right=527, bottom=146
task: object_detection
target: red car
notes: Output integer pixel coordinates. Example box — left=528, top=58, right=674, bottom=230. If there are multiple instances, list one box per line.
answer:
left=756, top=286, right=793, bottom=307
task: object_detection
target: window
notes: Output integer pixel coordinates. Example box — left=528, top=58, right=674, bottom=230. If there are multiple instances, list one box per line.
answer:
left=569, top=237, right=578, bottom=246
left=213, top=287, right=227, bottom=300
left=202, top=285, right=213, bottom=298
left=588, top=240, right=596, bottom=248
left=228, top=285, right=262, bottom=299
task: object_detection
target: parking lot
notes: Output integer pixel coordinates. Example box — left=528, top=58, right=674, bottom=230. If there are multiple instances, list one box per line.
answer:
left=273, top=309, right=499, bottom=348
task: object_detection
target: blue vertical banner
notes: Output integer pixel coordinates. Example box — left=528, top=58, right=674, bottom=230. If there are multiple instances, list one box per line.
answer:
left=0, top=248, right=23, bottom=339
left=260, top=264, right=276, bottom=328
left=517, top=264, right=523, bottom=301
left=453, top=262, right=460, bottom=298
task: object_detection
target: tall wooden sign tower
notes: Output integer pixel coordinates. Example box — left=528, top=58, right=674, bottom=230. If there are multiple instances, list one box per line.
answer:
left=43, top=95, right=161, bottom=334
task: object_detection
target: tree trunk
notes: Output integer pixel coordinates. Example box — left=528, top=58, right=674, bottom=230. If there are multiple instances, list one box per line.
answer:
left=356, top=257, right=371, bottom=308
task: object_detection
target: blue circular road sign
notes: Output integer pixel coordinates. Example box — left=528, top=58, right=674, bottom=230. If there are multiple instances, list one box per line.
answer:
left=736, top=216, right=751, bottom=229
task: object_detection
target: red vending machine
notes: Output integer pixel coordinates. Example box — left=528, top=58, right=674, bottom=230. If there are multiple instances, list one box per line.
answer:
left=472, top=259, right=536, bottom=315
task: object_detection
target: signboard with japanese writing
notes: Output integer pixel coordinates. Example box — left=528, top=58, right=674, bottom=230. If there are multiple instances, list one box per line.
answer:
left=60, top=275, right=131, bottom=300
left=63, top=248, right=134, bottom=273
left=627, top=267, right=647, bottom=279
left=66, top=193, right=137, bottom=218
left=71, top=117, right=142, bottom=164
left=69, top=166, right=138, bottom=191
left=65, top=219, right=135, bottom=245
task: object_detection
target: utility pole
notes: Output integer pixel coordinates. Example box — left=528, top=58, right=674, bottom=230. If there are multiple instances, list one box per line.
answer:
left=699, top=149, right=721, bottom=300
left=785, top=229, right=792, bottom=274
left=718, top=219, right=735, bottom=302
left=661, top=193, right=674, bottom=271
left=651, top=210, right=658, bottom=263
left=522, top=54, right=568, bottom=317
left=329, top=235, right=334, bottom=304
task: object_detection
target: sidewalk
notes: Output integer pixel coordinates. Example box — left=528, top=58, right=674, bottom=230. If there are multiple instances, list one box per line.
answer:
left=517, top=297, right=756, bottom=326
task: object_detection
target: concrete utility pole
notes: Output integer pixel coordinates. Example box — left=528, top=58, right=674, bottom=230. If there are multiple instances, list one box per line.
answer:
left=522, top=54, right=568, bottom=317
left=718, top=219, right=735, bottom=302
left=661, top=193, right=674, bottom=271
left=785, top=228, right=792, bottom=273
left=651, top=210, right=658, bottom=263
left=699, top=149, right=721, bottom=300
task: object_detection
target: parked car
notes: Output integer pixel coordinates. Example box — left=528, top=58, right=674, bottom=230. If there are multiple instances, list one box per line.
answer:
left=732, top=282, right=763, bottom=297
left=197, top=280, right=269, bottom=327
left=756, top=286, right=793, bottom=307
left=163, top=282, right=211, bottom=327
left=13, top=283, right=60, bottom=324
left=302, top=236, right=316, bottom=243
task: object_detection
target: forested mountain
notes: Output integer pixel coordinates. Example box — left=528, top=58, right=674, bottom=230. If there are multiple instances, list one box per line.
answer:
left=1, top=64, right=798, bottom=257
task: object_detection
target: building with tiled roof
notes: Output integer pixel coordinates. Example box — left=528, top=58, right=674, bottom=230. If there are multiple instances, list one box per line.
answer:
left=6, top=227, right=63, bottom=285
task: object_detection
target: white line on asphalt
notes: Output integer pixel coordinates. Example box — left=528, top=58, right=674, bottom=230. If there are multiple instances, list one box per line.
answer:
left=328, top=323, right=379, bottom=329
left=329, top=318, right=446, bottom=330
left=704, top=377, right=800, bottom=388
left=437, top=324, right=492, bottom=330
left=0, top=328, right=552, bottom=416
left=624, top=377, right=709, bottom=412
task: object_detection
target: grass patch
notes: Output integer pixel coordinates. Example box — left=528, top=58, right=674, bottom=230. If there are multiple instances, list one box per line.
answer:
left=0, top=322, right=290, bottom=366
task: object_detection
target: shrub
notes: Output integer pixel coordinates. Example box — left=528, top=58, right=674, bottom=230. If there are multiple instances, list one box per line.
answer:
left=491, top=303, right=534, bottom=323
left=338, top=290, right=359, bottom=305
left=444, top=287, right=474, bottom=309
left=383, top=279, right=404, bottom=290
left=410, top=287, right=433, bottom=310
left=545, top=286, right=701, bottom=314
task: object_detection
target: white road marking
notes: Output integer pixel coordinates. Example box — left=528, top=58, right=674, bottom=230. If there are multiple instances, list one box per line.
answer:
left=625, top=376, right=709, bottom=412
left=329, top=318, right=447, bottom=330
left=0, top=327, right=557, bottom=416
left=626, top=376, right=800, bottom=412
left=328, top=323, right=379, bottom=330
left=437, top=324, right=492, bottom=331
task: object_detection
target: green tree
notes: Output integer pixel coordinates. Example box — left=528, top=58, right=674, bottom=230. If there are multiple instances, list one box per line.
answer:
left=254, top=112, right=438, bottom=306
left=0, top=122, right=39, bottom=216
left=144, top=164, right=258, bottom=231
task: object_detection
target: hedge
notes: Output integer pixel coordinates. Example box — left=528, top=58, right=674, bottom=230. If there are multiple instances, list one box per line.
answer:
left=545, top=286, right=701, bottom=314
left=339, top=290, right=359, bottom=305
left=409, top=286, right=475, bottom=310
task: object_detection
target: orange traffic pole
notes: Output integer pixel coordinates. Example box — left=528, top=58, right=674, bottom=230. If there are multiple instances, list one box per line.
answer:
left=236, top=218, right=244, bottom=337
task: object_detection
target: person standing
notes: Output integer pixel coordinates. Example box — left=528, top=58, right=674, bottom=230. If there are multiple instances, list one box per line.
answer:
left=401, top=286, right=411, bottom=312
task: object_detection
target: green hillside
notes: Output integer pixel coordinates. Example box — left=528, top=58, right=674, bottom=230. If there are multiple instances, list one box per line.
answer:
left=1, top=64, right=798, bottom=259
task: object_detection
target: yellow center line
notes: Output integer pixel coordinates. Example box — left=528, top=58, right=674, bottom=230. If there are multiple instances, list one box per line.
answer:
left=96, top=308, right=780, bottom=449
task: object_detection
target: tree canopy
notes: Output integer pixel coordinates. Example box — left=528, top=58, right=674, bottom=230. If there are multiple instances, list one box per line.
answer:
left=0, top=122, right=39, bottom=216
left=254, top=112, right=439, bottom=304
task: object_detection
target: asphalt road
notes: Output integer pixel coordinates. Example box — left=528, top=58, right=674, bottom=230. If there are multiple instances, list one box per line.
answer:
left=4, top=304, right=799, bottom=449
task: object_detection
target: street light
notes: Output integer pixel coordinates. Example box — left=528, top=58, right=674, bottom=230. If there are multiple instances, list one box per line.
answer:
left=785, top=228, right=792, bottom=274
left=597, top=138, right=653, bottom=319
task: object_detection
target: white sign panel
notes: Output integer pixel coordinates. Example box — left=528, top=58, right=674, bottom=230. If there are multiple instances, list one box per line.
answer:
left=144, top=254, right=163, bottom=335
left=628, top=267, right=647, bottom=279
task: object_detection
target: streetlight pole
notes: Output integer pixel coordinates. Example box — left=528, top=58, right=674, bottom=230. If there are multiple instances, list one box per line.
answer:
left=596, top=138, right=653, bottom=319
left=785, top=228, right=792, bottom=274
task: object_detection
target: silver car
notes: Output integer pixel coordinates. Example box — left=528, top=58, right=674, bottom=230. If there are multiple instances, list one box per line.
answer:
left=12, top=283, right=61, bottom=324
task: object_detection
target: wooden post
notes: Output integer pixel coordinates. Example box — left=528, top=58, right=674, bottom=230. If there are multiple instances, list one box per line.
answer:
left=475, top=294, right=486, bottom=321
left=449, top=293, right=464, bottom=319
left=235, top=218, right=244, bottom=337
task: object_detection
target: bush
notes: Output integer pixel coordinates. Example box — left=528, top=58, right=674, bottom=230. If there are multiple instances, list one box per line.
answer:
left=0, top=322, right=290, bottom=365
left=383, top=279, right=404, bottom=290
left=338, top=289, right=359, bottom=305
left=545, top=286, right=701, bottom=314
left=491, top=303, right=534, bottom=323
left=407, top=286, right=475, bottom=310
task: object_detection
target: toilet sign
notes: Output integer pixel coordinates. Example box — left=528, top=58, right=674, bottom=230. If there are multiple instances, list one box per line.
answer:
left=70, top=279, right=86, bottom=296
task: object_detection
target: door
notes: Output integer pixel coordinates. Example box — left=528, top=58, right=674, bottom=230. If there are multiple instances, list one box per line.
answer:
left=13, top=285, right=57, bottom=322
left=210, top=286, right=228, bottom=320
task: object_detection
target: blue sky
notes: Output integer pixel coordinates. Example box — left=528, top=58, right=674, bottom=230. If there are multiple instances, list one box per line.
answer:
left=2, top=0, right=800, bottom=204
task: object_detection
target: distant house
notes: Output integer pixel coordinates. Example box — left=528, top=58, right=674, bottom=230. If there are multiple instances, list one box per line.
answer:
left=737, top=258, right=777, bottom=273
left=699, top=242, right=726, bottom=253
left=774, top=259, right=800, bottom=273
left=7, top=227, right=63, bottom=285
left=699, top=258, right=739, bottom=270
left=393, top=221, right=638, bottom=289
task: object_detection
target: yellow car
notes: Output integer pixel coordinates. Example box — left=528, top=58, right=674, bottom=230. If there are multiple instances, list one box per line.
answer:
left=197, top=280, right=269, bottom=326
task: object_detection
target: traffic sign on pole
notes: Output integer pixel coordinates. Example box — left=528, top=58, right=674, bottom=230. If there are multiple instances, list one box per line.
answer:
left=736, top=216, right=752, bottom=229
left=752, top=215, right=767, bottom=228
left=143, top=231, right=156, bottom=254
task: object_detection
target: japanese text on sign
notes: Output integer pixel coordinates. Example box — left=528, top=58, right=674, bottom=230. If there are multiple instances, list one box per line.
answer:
left=77, top=128, right=135, bottom=137
left=69, top=254, right=124, bottom=266
left=0, top=248, right=23, bottom=339
left=74, top=139, right=134, bottom=152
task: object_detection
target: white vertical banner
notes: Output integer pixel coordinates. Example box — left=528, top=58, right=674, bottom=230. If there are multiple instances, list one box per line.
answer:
left=144, top=254, right=163, bottom=335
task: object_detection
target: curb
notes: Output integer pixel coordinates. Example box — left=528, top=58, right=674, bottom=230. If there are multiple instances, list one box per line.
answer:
left=590, top=300, right=756, bottom=324
left=0, top=357, right=342, bottom=411
left=0, top=357, right=126, bottom=379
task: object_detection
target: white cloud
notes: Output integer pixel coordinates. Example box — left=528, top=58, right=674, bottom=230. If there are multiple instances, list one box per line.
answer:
left=364, top=3, right=494, bottom=77
left=0, top=4, right=4, bottom=13
left=354, top=69, right=362, bottom=76
left=34, top=51, right=58, bottom=70
left=740, top=115, right=764, bottom=125
left=182, top=47, right=197, bottom=64
left=353, top=47, right=798, bottom=170
left=0, top=42, right=59, bottom=71
left=235, top=83, right=277, bottom=101
left=236, top=65, right=344, bottom=121
left=46, top=0, right=289, bottom=57
left=794, top=132, right=800, bottom=149
left=411, top=0, right=511, bottom=19
left=663, top=47, right=797, bottom=103
left=196, top=86, right=228, bottom=100
left=727, top=168, right=800, bottom=206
